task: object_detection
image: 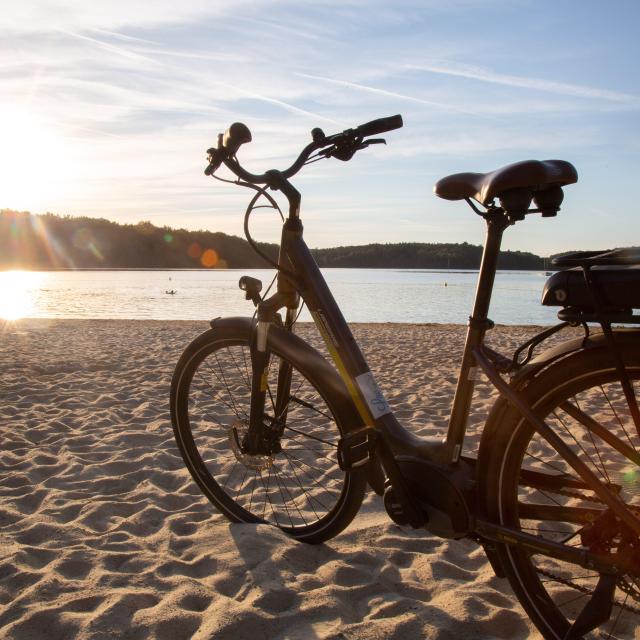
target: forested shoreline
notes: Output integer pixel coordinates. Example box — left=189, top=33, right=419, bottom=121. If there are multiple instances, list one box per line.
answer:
left=1, top=210, right=547, bottom=270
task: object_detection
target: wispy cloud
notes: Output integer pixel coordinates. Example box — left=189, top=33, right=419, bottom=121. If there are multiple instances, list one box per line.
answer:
left=131, top=47, right=249, bottom=64
left=0, top=1, right=235, bottom=33
left=58, top=29, right=160, bottom=65
left=45, top=29, right=336, bottom=128
left=88, top=28, right=162, bottom=46
left=407, top=62, right=640, bottom=105
left=295, top=72, right=483, bottom=116
left=214, top=81, right=339, bottom=124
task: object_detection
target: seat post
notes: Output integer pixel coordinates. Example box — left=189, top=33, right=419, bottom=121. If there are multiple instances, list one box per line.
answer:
left=445, top=210, right=510, bottom=462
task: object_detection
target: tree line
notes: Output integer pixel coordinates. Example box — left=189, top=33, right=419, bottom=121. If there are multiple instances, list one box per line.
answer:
left=1, top=210, right=547, bottom=270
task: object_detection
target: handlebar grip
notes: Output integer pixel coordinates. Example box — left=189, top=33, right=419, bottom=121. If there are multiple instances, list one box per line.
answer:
left=356, top=114, right=403, bottom=137
left=222, top=122, right=252, bottom=156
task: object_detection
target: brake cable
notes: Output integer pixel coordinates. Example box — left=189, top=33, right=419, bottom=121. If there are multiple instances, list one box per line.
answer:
left=211, top=173, right=282, bottom=266
left=211, top=165, right=304, bottom=287
left=242, top=187, right=301, bottom=284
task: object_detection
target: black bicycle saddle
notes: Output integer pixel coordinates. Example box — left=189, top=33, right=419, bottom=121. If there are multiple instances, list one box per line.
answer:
left=434, top=159, right=578, bottom=205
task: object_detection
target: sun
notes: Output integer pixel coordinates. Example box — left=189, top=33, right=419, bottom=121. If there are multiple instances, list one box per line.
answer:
left=0, top=107, right=73, bottom=208
left=0, top=270, right=46, bottom=321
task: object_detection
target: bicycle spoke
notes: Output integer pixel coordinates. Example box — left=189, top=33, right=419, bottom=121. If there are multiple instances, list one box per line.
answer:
left=248, top=471, right=258, bottom=512
left=289, top=394, right=333, bottom=420
left=285, top=435, right=339, bottom=460
left=553, top=408, right=611, bottom=485
left=283, top=424, right=338, bottom=448
left=234, top=467, right=250, bottom=501
left=559, top=400, right=640, bottom=467
left=284, top=456, right=321, bottom=521
left=222, top=460, right=239, bottom=491
left=285, top=450, right=343, bottom=482
left=228, top=345, right=251, bottom=390
left=272, top=470, right=295, bottom=527
left=192, top=403, right=232, bottom=436
left=602, top=382, right=640, bottom=446
left=276, top=375, right=308, bottom=419
left=524, top=449, right=575, bottom=478
left=196, top=367, right=248, bottom=420
left=174, top=331, right=361, bottom=545
left=556, top=590, right=590, bottom=610
left=607, top=591, right=630, bottom=640
left=212, top=350, right=247, bottom=420
left=284, top=452, right=341, bottom=503
left=267, top=467, right=282, bottom=526
left=203, top=353, right=249, bottom=417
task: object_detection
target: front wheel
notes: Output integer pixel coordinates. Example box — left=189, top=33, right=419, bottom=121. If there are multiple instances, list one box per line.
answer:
left=170, top=319, right=367, bottom=544
left=482, top=342, right=640, bottom=639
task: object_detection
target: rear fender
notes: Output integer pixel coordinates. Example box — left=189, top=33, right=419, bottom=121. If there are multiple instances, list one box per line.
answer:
left=477, top=328, right=640, bottom=503
left=509, top=328, right=640, bottom=388
left=474, top=330, right=635, bottom=577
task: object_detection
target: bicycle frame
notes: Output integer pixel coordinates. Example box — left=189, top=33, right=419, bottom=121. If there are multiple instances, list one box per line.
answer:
left=279, top=211, right=507, bottom=466
left=245, top=176, right=507, bottom=465
left=244, top=172, right=640, bottom=552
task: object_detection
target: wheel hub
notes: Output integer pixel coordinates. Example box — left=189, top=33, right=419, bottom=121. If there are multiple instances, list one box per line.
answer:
left=580, top=505, right=640, bottom=604
left=580, top=505, right=640, bottom=553
left=229, top=422, right=274, bottom=471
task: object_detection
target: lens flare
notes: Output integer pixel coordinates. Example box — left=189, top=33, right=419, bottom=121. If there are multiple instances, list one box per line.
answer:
left=187, top=242, right=202, bottom=259
left=623, top=468, right=638, bottom=487
left=201, top=248, right=219, bottom=268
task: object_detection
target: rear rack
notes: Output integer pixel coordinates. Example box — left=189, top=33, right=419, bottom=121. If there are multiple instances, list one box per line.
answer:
left=546, top=247, right=640, bottom=433
left=552, top=247, right=640, bottom=267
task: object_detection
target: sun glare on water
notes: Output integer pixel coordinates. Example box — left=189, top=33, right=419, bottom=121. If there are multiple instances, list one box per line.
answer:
left=0, top=270, right=46, bottom=320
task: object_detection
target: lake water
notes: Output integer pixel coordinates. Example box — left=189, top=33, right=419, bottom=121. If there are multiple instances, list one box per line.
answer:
left=0, top=269, right=561, bottom=325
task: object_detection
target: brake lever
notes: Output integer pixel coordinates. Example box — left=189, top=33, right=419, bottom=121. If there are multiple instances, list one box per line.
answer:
left=320, top=136, right=388, bottom=162
left=204, top=133, right=225, bottom=175
left=358, top=138, right=386, bottom=148
left=204, top=149, right=221, bottom=175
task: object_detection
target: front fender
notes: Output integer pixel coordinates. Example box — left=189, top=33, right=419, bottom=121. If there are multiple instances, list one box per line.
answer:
left=210, top=316, right=366, bottom=432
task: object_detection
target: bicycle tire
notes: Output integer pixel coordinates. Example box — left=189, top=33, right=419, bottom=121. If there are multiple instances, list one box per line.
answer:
left=170, top=317, right=367, bottom=544
left=481, top=339, right=640, bottom=639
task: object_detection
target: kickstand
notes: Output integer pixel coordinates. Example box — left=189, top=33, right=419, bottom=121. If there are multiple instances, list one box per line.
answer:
left=563, top=572, right=617, bottom=639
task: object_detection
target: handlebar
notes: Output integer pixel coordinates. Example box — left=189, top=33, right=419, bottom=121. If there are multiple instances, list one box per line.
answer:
left=206, top=114, right=403, bottom=186
left=355, top=114, right=403, bottom=137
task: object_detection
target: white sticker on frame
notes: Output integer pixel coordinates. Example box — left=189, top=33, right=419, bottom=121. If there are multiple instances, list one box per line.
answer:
left=355, top=371, right=391, bottom=419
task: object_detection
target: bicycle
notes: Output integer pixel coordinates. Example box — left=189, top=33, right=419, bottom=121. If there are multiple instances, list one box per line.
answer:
left=170, top=115, right=640, bottom=639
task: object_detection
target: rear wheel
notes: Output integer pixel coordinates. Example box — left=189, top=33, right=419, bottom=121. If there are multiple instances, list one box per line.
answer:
left=170, top=322, right=367, bottom=544
left=484, top=344, right=640, bottom=639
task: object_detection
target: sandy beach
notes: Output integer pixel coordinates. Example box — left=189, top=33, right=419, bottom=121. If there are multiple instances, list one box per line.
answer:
left=0, top=319, right=584, bottom=638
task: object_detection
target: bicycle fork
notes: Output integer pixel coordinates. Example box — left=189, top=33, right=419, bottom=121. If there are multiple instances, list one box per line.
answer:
left=245, top=323, right=272, bottom=455
left=244, top=246, right=300, bottom=456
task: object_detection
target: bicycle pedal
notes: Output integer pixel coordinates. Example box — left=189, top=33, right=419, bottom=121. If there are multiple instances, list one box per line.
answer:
left=383, top=485, right=412, bottom=526
left=337, top=428, right=377, bottom=471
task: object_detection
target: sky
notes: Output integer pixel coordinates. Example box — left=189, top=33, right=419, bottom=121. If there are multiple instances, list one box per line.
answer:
left=1, top=0, right=639, bottom=256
